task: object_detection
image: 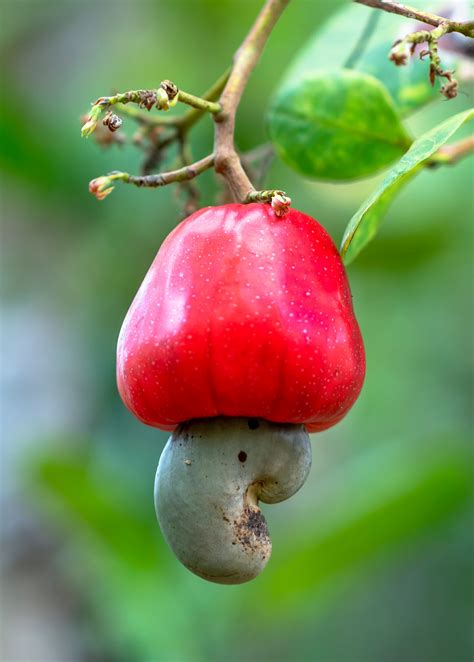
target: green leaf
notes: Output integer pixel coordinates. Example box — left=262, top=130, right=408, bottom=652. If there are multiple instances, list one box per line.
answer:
left=25, top=448, right=218, bottom=660
left=27, top=450, right=160, bottom=570
left=267, top=69, right=412, bottom=181
left=341, top=108, right=474, bottom=264
left=279, top=4, right=442, bottom=117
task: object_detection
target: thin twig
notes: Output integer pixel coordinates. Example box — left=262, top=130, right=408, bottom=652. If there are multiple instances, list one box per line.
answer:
left=176, top=136, right=201, bottom=215
left=355, top=0, right=474, bottom=98
left=428, top=136, right=474, bottom=166
left=241, top=143, right=275, bottom=189
left=354, top=0, right=474, bottom=36
left=82, top=81, right=222, bottom=137
left=124, top=154, right=215, bottom=188
left=86, top=1, right=290, bottom=208
left=89, top=154, right=215, bottom=199
left=175, top=68, right=231, bottom=132
left=344, top=9, right=381, bottom=68
left=115, top=103, right=176, bottom=127
left=140, top=129, right=175, bottom=176
left=177, top=90, right=220, bottom=114
left=114, top=70, right=230, bottom=131
left=389, top=20, right=460, bottom=96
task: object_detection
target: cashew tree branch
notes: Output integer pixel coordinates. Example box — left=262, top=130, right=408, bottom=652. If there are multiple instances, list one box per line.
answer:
left=213, top=0, right=290, bottom=202
left=85, top=0, right=291, bottom=210
left=89, top=155, right=215, bottom=200
left=428, top=136, right=474, bottom=166
left=354, top=0, right=474, bottom=98
left=353, top=0, right=474, bottom=36
left=111, top=70, right=230, bottom=131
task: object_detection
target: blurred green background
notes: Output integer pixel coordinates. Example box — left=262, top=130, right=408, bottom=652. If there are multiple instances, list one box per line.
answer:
left=1, top=1, right=473, bottom=660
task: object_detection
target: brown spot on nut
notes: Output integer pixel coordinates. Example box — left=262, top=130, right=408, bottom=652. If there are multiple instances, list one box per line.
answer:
left=233, top=505, right=271, bottom=555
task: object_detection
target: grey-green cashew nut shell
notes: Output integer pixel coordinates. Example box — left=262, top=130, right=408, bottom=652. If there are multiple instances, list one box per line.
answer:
left=154, top=417, right=312, bottom=584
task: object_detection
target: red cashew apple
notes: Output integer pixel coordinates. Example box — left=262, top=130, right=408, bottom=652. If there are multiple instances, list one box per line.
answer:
left=117, top=203, right=365, bottom=584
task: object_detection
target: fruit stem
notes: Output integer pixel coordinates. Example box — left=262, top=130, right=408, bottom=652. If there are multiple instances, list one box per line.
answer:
left=214, top=0, right=290, bottom=202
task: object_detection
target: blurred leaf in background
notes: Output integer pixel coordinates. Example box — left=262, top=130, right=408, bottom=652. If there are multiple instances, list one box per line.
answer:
left=267, top=69, right=412, bottom=180
left=341, top=108, right=474, bottom=263
left=276, top=2, right=446, bottom=117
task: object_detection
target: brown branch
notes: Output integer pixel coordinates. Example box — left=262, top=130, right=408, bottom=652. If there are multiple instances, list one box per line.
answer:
left=354, top=0, right=474, bottom=36
left=389, top=21, right=460, bottom=97
left=428, top=136, right=474, bottom=167
left=123, top=154, right=215, bottom=188
left=213, top=0, right=290, bottom=202
left=176, top=136, right=202, bottom=216
left=113, top=71, right=230, bottom=133
left=89, top=155, right=215, bottom=200
left=354, top=1, right=474, bottom=99
left=114, top=103, right=176, bottom=127
left=241, top=143, right=275, bottom=189
left=86, top=0, right=290, bottom=209
left=82, top=80, right=222, bottom=138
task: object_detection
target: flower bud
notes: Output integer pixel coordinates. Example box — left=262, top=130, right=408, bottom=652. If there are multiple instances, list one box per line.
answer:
left=81, top=103, right=105, bottom=137
left=156, top=87, right=171, bottom=111
left=271, top=192, right=291, bottom=217
left=440, top=78, right=458, bottom=99
left=89, top=176, right=114, bottom=200
left=81, top=118, right=98, bottom=138
left=139, top=91, right=157, bottom=111
left=389, top=43, right=409, bottom=66
left=160, top=80, right=178, bottom=101
left=160, top=80, right=179, bottom=108
left=103, top=112, right=123, bottom=132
